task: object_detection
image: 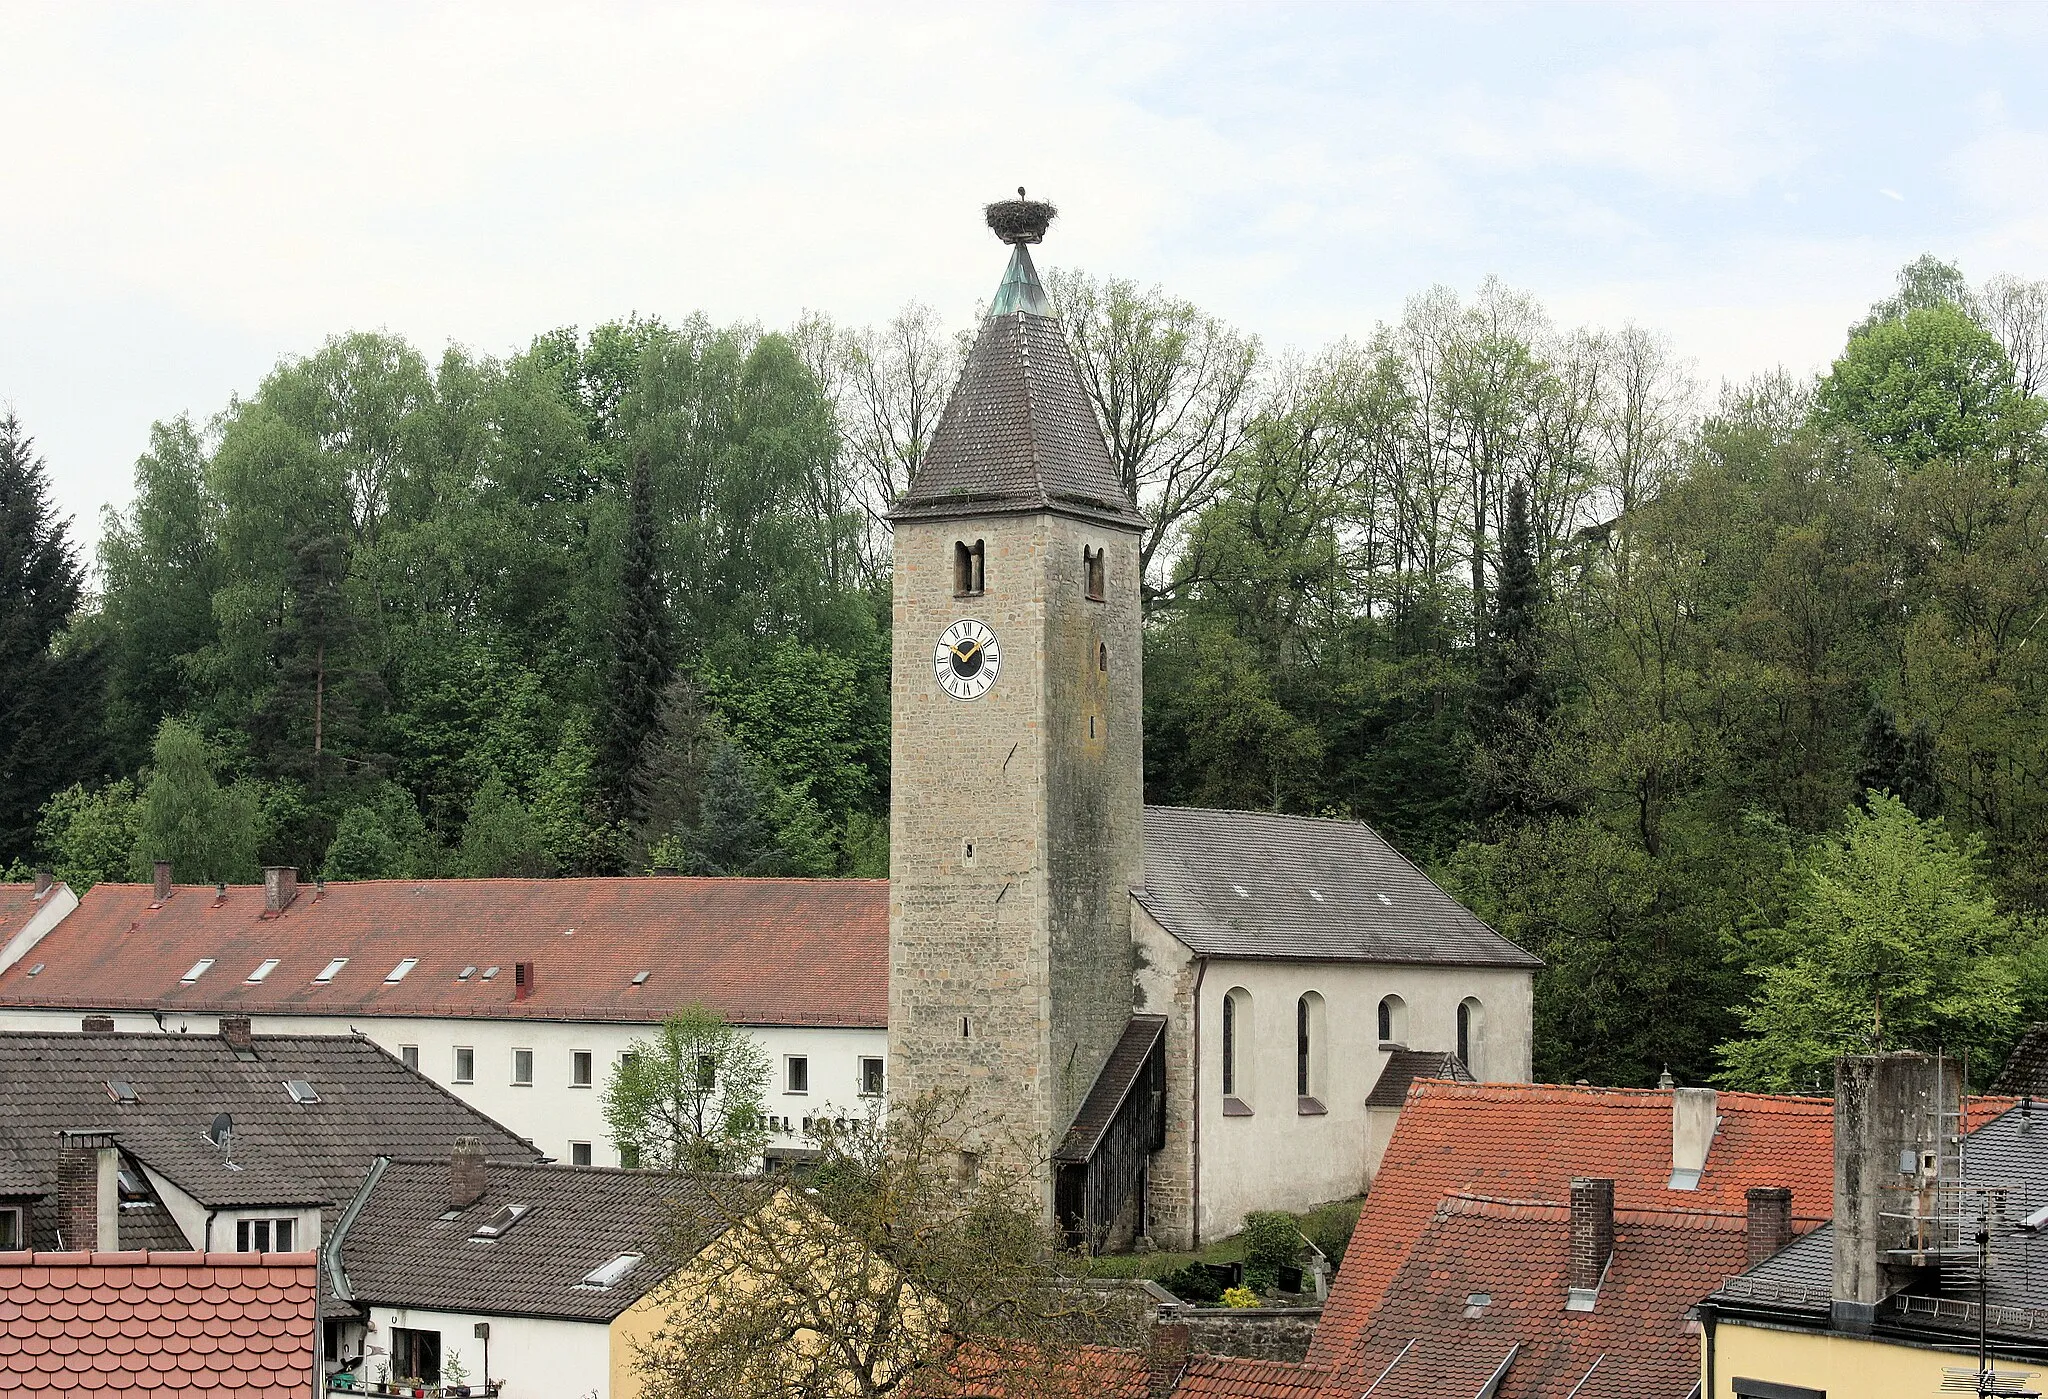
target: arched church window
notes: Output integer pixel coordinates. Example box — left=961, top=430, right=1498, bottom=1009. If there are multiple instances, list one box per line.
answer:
left=1222, top=987, right=1252, bottom=1104
left=1457, top=997, right=1485, bottom=1076
left=1098, top=641, right=1109, bottom=674
left=1084, top=545, right=1105, bottom=601
left=1377, top=994, right=1406, bottom=1045
left=955, top=540, right=985, bottom=596
left=1297, top=992, right=1327, bottom=1107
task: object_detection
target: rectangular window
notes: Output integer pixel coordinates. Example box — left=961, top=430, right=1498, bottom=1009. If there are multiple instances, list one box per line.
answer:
left=570, top=1141, right=593, bottom=1167
left=390, top=1327, right=442, bottom=1387
left=786, top=1056, right=809, bottom=1093
left=236, top=1217, right=295, bottom=1253
left=400, top=1045, right=419, bottom=1071
left=454, top=1047, right=475, bottom=1084
left=572, top=1050, right=593, bottom=1087
left=512, top=1048, right=534, bottom=1086
left=954, top=539, right=985, bottom=596
left=0, top=1207, right=20, bottom=1250
left=860, top=1057, right=885, bottom=1096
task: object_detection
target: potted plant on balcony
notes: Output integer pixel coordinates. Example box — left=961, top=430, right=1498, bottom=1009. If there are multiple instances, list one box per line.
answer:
left=442, top=1351, right=471, bottom=1398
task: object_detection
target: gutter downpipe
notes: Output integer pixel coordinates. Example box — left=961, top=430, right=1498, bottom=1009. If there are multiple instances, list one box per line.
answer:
left=326, top=1155, right=385, bottom=1306
left=1701, top=1301, right=1717, bottom=1399
left=1191, top=956, right=1208, bottom=1250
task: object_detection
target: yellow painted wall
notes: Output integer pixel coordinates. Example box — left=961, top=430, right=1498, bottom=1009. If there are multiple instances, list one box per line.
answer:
left=1710, top=1317, right=2019, bottom=1398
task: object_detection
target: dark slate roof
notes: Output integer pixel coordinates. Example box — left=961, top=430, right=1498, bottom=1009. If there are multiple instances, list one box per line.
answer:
left=0, top=1031, right=538, bottom=1249
left=1715, top=1103, right=2048, bottom=1337
left=1363, top=1050, right=1474, bottom=1109
left=338, top=1159, right=769, bottom=1322
left=1136, top=807, right=1541, bottom=967
left=0, top=1129, right=39, bottom=1197
left=890, top=244, right=1143, bottom=529
left=1993, top=1024, right=2048, bottom=1096
left=1054, top=1015, right=1166, bottom=1165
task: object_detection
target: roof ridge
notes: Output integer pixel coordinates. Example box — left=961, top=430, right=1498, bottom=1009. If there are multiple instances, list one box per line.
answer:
left=1412, top=1080, right=1835, bottom=1108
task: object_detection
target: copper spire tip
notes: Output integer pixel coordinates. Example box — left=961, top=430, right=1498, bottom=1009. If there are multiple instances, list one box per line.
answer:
left=985, top=190, right=1057, bottom=245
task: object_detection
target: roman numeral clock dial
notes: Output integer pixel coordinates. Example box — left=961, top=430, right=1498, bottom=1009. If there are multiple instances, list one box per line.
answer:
left=935, top=619, right=1000, bottom=701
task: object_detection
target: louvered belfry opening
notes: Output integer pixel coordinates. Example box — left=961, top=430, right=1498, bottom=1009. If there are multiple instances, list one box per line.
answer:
left=1054, top=1016, right=1167, bottom=1253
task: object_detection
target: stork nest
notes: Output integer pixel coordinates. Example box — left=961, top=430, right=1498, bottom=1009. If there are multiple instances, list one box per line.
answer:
left=985, top=197, right=1057, bottom=245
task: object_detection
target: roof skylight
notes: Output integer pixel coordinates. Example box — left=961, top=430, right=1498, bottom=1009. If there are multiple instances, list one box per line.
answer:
left=577, top=1252, right=642, bottom=1289
left=1463, top=1292, right=1492, bottom=1318
left=247, top=958, right=281, bottom=984
left=106, top=1080, right=139, bottom=1104
left=385, top=957, right=419, bottom=983
left=25, top=962, right=43, bottom=977
left=481, top=966, right=501, bottom=981
left=457, top=966, right=477, bottom=981
left=470, top=1203, right=531, bottom=1240
left=284, top=1079, right=321, bottom=1104
left=631, top=972, right=650, bottom=986
left=314, top=957, right=348, bottom=983
left=180, top=958, right=215, bottom=984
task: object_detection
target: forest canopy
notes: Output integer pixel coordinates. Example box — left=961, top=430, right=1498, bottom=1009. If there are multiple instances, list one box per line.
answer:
left=5, top=253, right=2047, bottom=1090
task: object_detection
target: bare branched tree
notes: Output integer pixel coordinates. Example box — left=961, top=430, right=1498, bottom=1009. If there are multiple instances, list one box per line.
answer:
left=632, top=1090, right=1110, bottom=1399
left=1046, top=269, right=1262, bottom=603
left=1980, top=273, right=2048, bottom=398
left=840, top=303, right=964, bottom=559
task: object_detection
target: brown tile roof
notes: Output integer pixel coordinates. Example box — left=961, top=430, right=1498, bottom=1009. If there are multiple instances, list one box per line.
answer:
left=1306, top=1081, right=1837, bottom=1393
left=1054, top=1015, right=1165, bottom=1165
left=337, top=1158, right=768, bottom=1323
left=1349, top=1197, right=1747, bottom=1399
left=0, top=877, right=888, bottom=1027
left=1175, top=1355, right=1332, bottom=1398
left=890, top=250, right=1143, bottom=529
left=1137, top=808, right=1541, bottom=967
left=1993, top=1023, right=2048, bottom=1096
left=1363, top=1052, right=1473, bottom=1109
left=0, top=884, right=39, bottom=934
left=0, top=1248, right=316, bottom=1395
left=0, top=1031, right=538, bottom=1245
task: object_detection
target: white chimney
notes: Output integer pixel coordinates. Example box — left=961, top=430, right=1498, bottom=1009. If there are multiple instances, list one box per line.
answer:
left=1670, top=1087, right=1718, bottom=1190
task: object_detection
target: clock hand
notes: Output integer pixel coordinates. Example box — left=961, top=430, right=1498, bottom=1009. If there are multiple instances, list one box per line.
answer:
left=952, top=640, right=983, bottom=663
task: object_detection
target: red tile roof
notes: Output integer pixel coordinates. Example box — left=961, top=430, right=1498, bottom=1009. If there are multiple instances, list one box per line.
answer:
left=0, top=1248, right=316, bottom=1396
left=1350, top=1197, right=1745, bottom=1399
left=0, top=884, right=39, bottom=933
left=1176, top=1355, right=1332, bottom=1398
left=0, top=877, right=887, bottom=1027
left=1307, top=1080, right=1837, bottom=1391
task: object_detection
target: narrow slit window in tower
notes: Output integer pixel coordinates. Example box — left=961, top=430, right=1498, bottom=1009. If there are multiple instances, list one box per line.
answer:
left=955, top=540, right=985, bottom=596
left=1084, top=546, right=1105, bottom=601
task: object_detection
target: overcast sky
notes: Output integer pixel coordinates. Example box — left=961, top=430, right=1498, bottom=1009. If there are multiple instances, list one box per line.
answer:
left=5, top=1, right=2046, bottom=557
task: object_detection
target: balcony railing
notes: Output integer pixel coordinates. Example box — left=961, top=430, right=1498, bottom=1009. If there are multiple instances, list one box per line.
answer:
left=324, top=1381, right=503, bottom=1397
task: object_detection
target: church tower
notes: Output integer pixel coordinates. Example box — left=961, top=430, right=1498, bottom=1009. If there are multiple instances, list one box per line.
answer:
left=887, top=196, right=1146, bottom=1200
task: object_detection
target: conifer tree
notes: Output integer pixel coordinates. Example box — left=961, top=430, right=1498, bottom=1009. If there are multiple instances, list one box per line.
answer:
left=1473, top=481, right=1547, bottom=824
left=0, top=413, right=103, bottom=865
left=600, top=450, right=673, bottom=823
left=1855, top=700, right=1941, bottom=818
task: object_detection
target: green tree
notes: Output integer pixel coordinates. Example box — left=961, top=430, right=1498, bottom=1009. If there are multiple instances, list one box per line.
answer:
left=603, top=1005, right=770, bottom=1172
left=600, top=450, right=673, bottom=820
left=130, top=719, right=258, bottom=884
left=1815, top=304, right=2039, bottom=469
left=1719, top=794, right=2022, bottom=1091
left=457, top=771, right=552, bottom=877
left=1854, top=700, right=1940, bottom=819
left=0, top=413, right=104, bottom=866
left=35, top=781, right=142, bottom=891
left=1473, top=480, right=1549, bottom=825
left=687, top=740, right=779, bottom=876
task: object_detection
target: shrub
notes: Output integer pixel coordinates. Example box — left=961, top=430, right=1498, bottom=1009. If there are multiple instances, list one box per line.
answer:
left=1155, top=1263, right=1224, bottom=1305
left=1221, top=1285, right=1259, bottom=1309
left=1298, top=1198, right=1364, bottom=1268
left=1241, top=1210, right=1300, bottom=1293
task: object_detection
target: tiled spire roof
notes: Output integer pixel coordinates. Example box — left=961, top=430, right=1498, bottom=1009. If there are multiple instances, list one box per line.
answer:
left=889, top=236, right=1143, bottom=528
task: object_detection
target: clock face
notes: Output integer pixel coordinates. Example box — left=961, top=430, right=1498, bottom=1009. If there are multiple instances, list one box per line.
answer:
left=935, top=619, right=1001, bottom=700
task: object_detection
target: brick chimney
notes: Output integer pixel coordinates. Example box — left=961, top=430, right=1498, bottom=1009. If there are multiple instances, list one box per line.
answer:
left=1834, top=1052, right=1953, bottom=1328
left=1670, top=1086, right=1717, bottom=1189
left=451, top=1137, right=487, bottom=1210
left=80, top=1016, right=115, bottom=1033
left=263, top=866, right=298, bottom=915
left=56, top=1130, right=119, bottom=1252
left=1566, top=1177, right=1615, bottom=1308
left=152, top=861, right=172, bottom=903
left=33, top=868, right=53, bottom=897
left=514, top=961, right=535, bottom=1002
left=1145, top=1322, right=1190, bottom=1397
left=220, top=1016, right=254, bottom=1053
left=1747, top=1186, right=1794, bottom=1267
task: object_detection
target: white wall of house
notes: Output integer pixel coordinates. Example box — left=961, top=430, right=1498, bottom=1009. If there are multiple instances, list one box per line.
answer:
left=363, top=1303, right=610, bottom=1397
left=0, top=1007, right=886, bottom=1166
left=133, top=1164, right=322, bottom=1254
left=1192, top=955, right=1532, bottom=1239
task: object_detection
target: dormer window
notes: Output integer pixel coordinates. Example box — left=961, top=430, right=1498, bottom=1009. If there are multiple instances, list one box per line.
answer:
left=1084, top=546, right=1105, bottom=601
left=955, top=540, right=985, bottom=596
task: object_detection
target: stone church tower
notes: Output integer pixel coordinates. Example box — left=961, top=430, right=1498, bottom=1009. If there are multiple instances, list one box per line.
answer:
left=887, top=197, right=1146, bottom=1201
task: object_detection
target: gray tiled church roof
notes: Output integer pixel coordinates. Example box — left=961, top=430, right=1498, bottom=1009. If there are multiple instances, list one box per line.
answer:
left=1136, top=806, right=1541, bottom=968
left=889, top=243, right=1144, bottom=528
left=1364, top=1049, right=1475, bottom=1109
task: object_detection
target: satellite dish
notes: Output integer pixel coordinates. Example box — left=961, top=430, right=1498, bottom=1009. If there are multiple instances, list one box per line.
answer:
left=207, top=1112, right=233, bottom=1150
